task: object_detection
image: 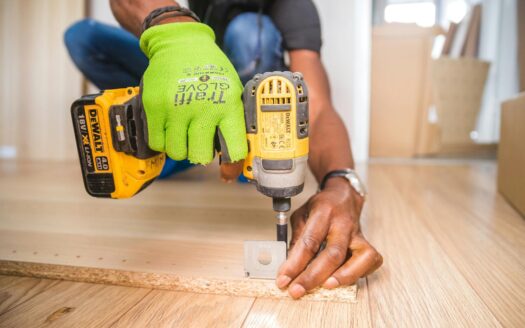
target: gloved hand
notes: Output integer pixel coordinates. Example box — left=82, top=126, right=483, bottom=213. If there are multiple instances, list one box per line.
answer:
left=140, top=22, right=247, bottom=165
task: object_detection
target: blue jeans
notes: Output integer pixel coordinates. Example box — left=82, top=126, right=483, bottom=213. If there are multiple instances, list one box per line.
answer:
left=64, top=13, right=285, bottom=178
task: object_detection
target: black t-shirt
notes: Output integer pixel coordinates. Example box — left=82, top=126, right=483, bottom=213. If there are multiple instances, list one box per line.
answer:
left=189, top=0, right=322, bottom=52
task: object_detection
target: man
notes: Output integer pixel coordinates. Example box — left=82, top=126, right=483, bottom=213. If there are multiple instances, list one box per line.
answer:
left=64, top=0, right=382, bottom=299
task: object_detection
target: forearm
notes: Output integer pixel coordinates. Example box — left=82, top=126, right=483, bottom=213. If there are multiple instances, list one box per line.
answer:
left=309, top=109, right=355, bottom=182
left=289, top=50, right=355, bottom=183
left=109, top=0, right=192, bottom=36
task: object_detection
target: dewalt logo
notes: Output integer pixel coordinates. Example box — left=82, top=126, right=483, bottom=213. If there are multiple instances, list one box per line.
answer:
left=88, top=109, right=104, bottom=153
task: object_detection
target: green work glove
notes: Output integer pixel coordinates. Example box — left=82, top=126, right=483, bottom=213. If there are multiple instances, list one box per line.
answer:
left=139, top=22, right=247, bottom=164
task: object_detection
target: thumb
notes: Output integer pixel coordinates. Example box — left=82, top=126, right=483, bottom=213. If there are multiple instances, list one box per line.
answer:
left=220, top=160, right=244, bottom=183
left=217, top=106, right=248, bottom=163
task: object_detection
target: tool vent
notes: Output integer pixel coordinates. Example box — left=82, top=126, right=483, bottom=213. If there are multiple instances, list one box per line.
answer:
left=261, top=78, right=292, bottom=105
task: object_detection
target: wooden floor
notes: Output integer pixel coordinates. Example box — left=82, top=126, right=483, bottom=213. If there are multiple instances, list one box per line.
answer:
left=0, top=159, right=524, bottom=327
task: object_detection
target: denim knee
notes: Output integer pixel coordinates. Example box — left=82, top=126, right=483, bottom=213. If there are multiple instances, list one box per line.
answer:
left=223, top=12, right=285, bottom=83
left=64, top=19, right=99, bottom=69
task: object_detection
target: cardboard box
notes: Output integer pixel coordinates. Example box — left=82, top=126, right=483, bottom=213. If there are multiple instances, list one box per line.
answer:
left=498, top=94, right=525, bottom=217
left=369, top=24, right=442, bottom=157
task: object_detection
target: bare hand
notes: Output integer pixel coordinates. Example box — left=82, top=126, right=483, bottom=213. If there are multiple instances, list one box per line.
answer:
left=219, top=161, right=243, bottom=183
left=275, top=178, right=383, bottom=299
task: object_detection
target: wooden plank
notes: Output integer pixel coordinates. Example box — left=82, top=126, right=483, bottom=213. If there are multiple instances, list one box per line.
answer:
left=402, top=163, right=525, bottom=326
left=243, top=278, right=371, bottom=327
left=363, top=163, right=502, bottom=327
left=0, top=280, right=150, bottom=327
left=113, top=290, right=254, bottom=328
left=0, top=161, right=357, bottom=302
left=0, top=275, right=58, bottom=315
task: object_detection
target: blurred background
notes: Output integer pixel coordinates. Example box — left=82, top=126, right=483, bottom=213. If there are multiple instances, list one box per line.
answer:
left=0, top=0, right=522, bottom=163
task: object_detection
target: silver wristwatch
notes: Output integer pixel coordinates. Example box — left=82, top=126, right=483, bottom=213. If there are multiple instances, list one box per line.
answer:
left=319, top=169, right=367, bottom=198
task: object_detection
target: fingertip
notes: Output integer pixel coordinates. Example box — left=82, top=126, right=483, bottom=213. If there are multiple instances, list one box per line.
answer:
left=288, top=284, right=306, bottom=299
left=220, top=161, right=243, bottom=182
left=322, top=276, right=340, bottom=289
left=276, top=275, right=291, bottom=289
left=148, top=131, right=166, bottom=153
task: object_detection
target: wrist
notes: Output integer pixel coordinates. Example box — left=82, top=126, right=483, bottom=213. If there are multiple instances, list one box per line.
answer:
left=140, top=22, right=215, bottom=57
left=141, top=4, right=200, bottom=34
left=323, top=176, right=351, bottom=192
left=320, top=168, right=367, bottom=202
left=155, top=16, right=197, bottom=25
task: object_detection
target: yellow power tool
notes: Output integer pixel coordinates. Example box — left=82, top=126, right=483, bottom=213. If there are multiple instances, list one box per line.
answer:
left=71, top=71, right=309, bottom=279
left=243, top=72, right=309, bottom=241
left=242, top=71, right=309, bottom=278
left=71, top=87, right=165, bottom=199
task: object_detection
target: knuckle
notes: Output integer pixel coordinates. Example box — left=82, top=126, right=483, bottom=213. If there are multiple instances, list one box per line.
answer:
left=301, top=234, right=322, bottom=255
left=363, top=247, right=381, bottom=264
left=340, top=272, right=359, bottom=286
left=325, top=245, right=347, bottom=265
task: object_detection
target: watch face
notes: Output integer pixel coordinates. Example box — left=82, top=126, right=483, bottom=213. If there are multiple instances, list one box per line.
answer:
left=346, top=173, right=366, bottom=197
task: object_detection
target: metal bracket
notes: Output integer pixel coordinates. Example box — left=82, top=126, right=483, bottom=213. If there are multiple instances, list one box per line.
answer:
left=243, top=241, right=286, bottom=279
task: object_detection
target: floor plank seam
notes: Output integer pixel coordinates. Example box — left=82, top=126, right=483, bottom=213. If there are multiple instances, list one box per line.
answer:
left=239, top=297, right=257, bottom=327
left=107, top=288, right=155, bottom=328
left=364, top=277, right=374, bottom=328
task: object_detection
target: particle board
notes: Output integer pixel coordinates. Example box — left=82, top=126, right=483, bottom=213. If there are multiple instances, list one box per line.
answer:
left=0, top=161, right=357, bottom=302
left=0, top=260, right=357, bottom=303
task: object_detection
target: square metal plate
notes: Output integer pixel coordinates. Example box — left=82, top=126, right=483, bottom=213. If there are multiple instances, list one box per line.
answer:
left=243, top=241, right=286, bottom=279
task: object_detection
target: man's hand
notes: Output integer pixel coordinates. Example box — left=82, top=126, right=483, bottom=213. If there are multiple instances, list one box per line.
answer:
left=276, top=178, right=383, bottom=299
left=140, top=22, right=248, bottom=167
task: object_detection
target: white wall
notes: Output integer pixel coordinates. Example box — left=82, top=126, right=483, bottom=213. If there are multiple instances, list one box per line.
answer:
left=90, top=0, right=118, bottom=25
left=90, top=0, right=372, bottom=162
left=313, top=0, right=372, bottom=162
left=476, top=0, right=519, bottom=143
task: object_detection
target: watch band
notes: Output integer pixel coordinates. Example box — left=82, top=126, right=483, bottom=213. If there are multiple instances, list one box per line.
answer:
left=142, top=5, right=201, bottom=34
left=319, top=168, right=367, bottom=198
left=320, top=169, right=354, bottom=190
